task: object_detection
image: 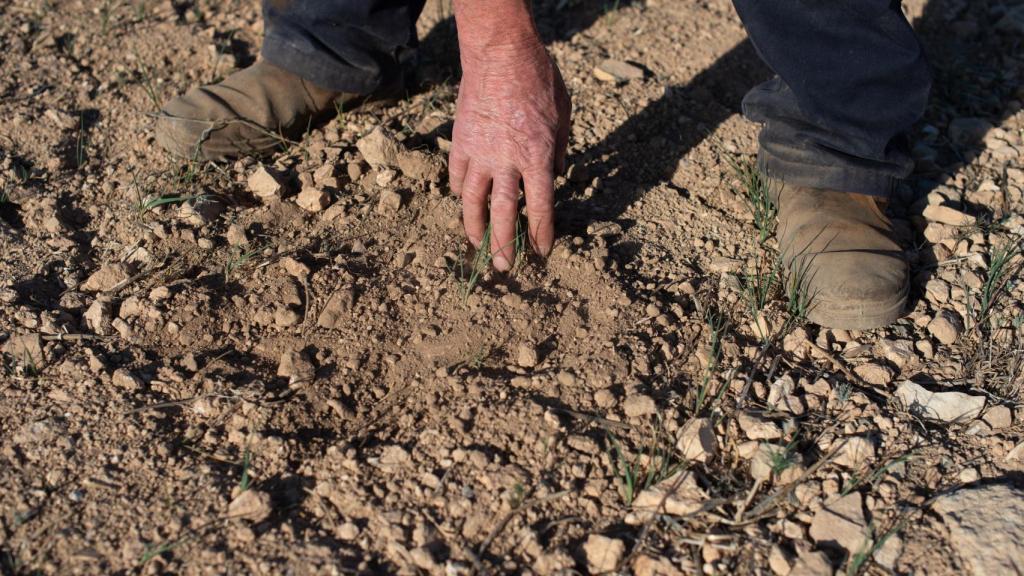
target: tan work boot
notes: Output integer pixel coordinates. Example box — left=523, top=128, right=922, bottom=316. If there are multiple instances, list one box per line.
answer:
left=775, top=186, right=908, bottom=330
left=155, top=61, right=351, bottom=161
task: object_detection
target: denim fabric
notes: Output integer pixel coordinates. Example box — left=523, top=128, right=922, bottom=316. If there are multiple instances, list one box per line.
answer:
left=261, top=0, right=426, bottom=94
left=732, top=0, right=931, bottom=196
left=261, top=0, right=931, bottom=196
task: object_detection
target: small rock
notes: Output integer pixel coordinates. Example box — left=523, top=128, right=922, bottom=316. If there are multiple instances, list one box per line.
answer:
left=922, top=204, right=975, bottom=226
left=622, top=394, right=657, bottom=418
left=875, top=339, right=915, bottom=368
left=736, top=411, right=782, bottom=440
left=587, top=221, right=624, bottom=238
left=630, top=471, right=706, bottom=520
left=870, top=534, right=902, bottom=571
left=356, top=127, right=401, bottom=168
left=111, top=368, right=141, bottom=391
left=317, top=287, right=355, bottom=329
left=768, top=545, right=793, bottom=576
left=809, top=492, right=870, bottom=556
left=83, top=298, right=113, bottom=335
left=279, top=256, right=311, bottom=281
left=377, top=188, right=403, bottom=213
left=927, top=310, right=964, bottom=345
left=958, top=467, right=980, bottom=483
left=278, top=349, right=315, bottom=385
left=375, top=168, right=398, bottom=187
left=895, top=381, right=985, bottom=423
left=397, top=150, right=445, bottom=182
left=853, top=362, right=893, bottom=386
left=81, top=263, right=128, bottom=292
left=516, top=343, right=539, bottom=368
left=226, top=223, right=249, bottom=246
left=767, top=375, right=806, bottom=415
left=675, top=418, right=718, bottom=463
left=228, top=489, right=272, bottom=523
left=582, top=534, right=625, bottom=574
left=296, top=187, right=330, bottom=212
left=982, top=405, right=1013, bottom=429
left=933, top=482, right=1024, bottom=575
left=789, top=550, right=833, bottom=576
left=833, top=435, right=877, bottom=469
left=3, top=333, right=45, bottom=367
left=247, top=165, right=283, bottom=200
left=180, top=197, right=224, bottom=225
left=594, top=59, right=644, bottom=83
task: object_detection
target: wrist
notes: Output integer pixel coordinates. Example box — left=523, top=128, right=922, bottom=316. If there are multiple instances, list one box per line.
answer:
left=454, top=0, right=545, bottom=70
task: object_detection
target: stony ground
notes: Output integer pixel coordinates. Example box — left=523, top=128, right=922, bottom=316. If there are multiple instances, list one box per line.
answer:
left=2, top=0, right=1024, bottom=574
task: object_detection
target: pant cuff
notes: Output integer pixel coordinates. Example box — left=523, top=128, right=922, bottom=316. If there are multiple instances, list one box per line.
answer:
left=757, top=146, right=899, bottom=199
left=261, top=34, right=381, bottom=95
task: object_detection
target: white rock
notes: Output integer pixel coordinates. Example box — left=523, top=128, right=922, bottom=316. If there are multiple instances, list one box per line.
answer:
left=895, top=381, right=985, bottom=423
left=582, top=534, right=626, bottom=574
left=933, top=483, right=1024, bottom=575
left=675, top=418, right=718, bottom=463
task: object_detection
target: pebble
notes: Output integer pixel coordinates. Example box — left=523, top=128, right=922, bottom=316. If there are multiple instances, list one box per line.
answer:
left=296, top=187, right=330, bottom=212
left=582, top=534, right=625, bottom=574
left=767, top=545, right=792, bottom=576
left=3, top=333, right=44, bottom=367
left=922, top=204, right=975, bottom=226
left=982, top=406, right=1013, bottom=429
left=853, top=362, right=893, bottom=386
left=277, top=349, right=315, bottom=385
left=593, top=59, right=644, bottom=83
left=630, top=471, right=705, bottom=520
left=675, top=418, right=718, bottom=463
left=736, top=411, right=782, bottom=440
left=377, top=188, right=403, bottom=213
left=111, top=368, right=141, bottom=391
left=516, top=343, right=539, bottom=368
left=247, top=165, right=283, bottom=200
left=895, top=381, right=985, bottom=423
left=789, top=549, right=833, bottom=576
left=927, top=310, right=964, bottom=345
left=83, top=298, right=113, bottom=335
left=809, top=492, right=869, bottom=556
left=355, top=127, right=400, bottom=168
left=622, top=394, right=656, bottom=418
left=833, top=435, right=877, bottom=469
left=80, top=263, right=128, bottom=293
left=933, top=482, right=1024, bottom=575
left=228, top=489, right=272, bottom=523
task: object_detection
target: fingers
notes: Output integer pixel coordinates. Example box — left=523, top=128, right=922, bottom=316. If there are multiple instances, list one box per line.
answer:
left=461, top=165, right=491, bottom=249
left=489, top=171, right=522, bottom=272
left=523, top=170, right=555, bottom=257
left=448, top=148, right=470, bottom=197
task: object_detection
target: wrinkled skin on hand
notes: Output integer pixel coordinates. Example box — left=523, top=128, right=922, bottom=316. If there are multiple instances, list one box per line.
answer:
left=448, top=42, right=571, bottom=271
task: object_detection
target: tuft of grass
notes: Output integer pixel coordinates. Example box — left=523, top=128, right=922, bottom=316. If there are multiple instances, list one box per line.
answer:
left=784, top=258, right=813, bottom=325
left=76, top=112, right=88, bottom=170
left=738, top=252, right=783, bottom=341
left=841, top=452, right=916, bottom=497
left=238, top=448, right=252, bottom=493
left=607, top=428, right=683, bottom=506
left=694, top=309, right=729, bottom=414
left=768, top=435, right=801, bottom=477
left=224, top=244, right=264, bottom=282
left=971, top=236, right=1022, bottom=331
left=453, top=218, right=527, bottom=302
left=728, top=157, right=778, bottom=245
left=136, top=193, right=207, bottom=215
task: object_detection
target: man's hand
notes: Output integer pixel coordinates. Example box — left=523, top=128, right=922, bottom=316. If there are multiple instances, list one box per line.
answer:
left=449, top=1, right=571, bottom=271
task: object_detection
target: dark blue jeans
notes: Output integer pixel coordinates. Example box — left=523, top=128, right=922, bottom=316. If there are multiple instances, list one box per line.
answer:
left=261, top=0, right=930, bottom=198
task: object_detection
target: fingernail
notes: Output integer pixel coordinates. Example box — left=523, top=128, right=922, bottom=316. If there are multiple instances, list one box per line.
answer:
left=493, top=253, right=510, bottom=271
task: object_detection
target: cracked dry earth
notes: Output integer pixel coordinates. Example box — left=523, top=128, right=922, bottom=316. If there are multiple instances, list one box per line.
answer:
left=2, top=0, right=1024, bottom=574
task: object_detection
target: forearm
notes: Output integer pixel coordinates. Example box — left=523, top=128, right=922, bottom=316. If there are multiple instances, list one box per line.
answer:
left=453, top=0, right=545, bottom=67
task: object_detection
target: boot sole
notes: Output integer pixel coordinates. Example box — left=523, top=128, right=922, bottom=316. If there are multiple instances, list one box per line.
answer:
left=804, top=280, right=909, bottom=331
